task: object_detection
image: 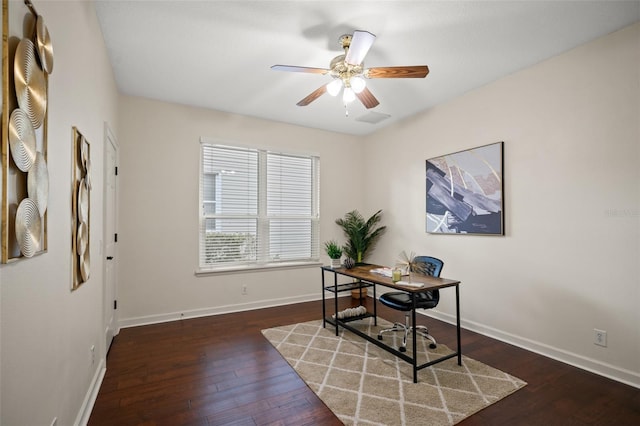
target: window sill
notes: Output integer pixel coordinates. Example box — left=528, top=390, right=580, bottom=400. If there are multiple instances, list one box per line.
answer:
left=195, top=261, right=322, bottom=277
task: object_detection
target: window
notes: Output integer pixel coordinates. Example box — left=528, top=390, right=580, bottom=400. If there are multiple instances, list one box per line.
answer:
left=199, top=142, right=320, bottom=271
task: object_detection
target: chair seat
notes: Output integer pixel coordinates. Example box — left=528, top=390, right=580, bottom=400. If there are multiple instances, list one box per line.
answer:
left=379, top=291, right=439, bottom=311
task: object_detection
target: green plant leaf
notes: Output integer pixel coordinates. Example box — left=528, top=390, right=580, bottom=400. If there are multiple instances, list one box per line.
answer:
left=335, top=209, right=386, bottom=263
left=324, top=240, right=343, bottom=259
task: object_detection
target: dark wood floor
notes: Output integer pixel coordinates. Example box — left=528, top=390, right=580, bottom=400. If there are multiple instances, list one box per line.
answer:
left=89, top=298, right=640, bottom=426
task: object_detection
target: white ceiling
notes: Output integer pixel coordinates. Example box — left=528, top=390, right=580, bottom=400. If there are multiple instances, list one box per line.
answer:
left=94, top=1, right=640, bottom=136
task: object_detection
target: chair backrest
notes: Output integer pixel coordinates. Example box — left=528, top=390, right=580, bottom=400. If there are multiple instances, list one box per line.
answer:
left=412, top=256, right=444, bottom=277
left=413, top=256, right=444, bottom=308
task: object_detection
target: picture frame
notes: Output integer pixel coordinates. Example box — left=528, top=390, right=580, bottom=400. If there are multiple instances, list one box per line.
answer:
left=71, top=127, right=90, bottom=290
left=1, top=0, right=51, bottom=262
left=426, top=141, right=504, bottom=235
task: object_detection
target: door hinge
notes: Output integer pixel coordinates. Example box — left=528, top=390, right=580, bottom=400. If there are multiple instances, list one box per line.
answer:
left=114, top=300, right=117, bottom=310
left=114, top=233, right=118, bottom=243
left=115, top=166, right=118, bottom=176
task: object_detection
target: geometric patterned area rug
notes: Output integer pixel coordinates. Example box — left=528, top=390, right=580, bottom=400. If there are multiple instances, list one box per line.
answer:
left=262, top=318, right=526, bottom=425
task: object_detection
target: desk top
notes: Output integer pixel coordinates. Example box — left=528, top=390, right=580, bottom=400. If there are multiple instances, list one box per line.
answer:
left=322, top=264, right=460, bottom=292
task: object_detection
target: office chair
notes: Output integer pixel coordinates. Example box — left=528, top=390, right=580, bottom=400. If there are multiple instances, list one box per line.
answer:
left=377, top=256, right=443, bottom=352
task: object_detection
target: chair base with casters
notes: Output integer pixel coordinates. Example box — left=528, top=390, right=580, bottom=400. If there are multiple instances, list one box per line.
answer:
left=377, top=256, right=443, bottom=353
left=377, top=312, right=437, bottom=352
left=378, top=293, right=438, bottom=352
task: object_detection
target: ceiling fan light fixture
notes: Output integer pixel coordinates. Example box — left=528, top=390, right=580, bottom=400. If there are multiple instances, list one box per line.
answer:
left=327, top=79, right=342, bottom=96
left=350, top=76, right=366, bottom=93
left=272, top=30, right=429, bottom=110
left=342, top=87, right=356, bottom=104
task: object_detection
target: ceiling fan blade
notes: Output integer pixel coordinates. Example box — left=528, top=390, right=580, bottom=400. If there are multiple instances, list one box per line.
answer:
left=366, top=66, right=429, bottom=78
left=296, top=84, right=327, bottom=106
left=271, top=65, right=330, bottom=74
left=345, top=30, right=376, bottom=65
left=355, top=87, right=380, bottom=109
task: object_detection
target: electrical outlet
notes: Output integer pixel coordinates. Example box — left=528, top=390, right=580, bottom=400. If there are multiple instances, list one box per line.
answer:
left=594, top=329, right=607, bottom=347
left=241, top=285, right=247, bottom=295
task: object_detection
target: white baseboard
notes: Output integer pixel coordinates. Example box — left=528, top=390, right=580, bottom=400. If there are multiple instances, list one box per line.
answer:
left=424, top=309, right=640, bottom=389
left=74, top=359, right=106, bottom=426
left=118, top=293, right=328, bottom=329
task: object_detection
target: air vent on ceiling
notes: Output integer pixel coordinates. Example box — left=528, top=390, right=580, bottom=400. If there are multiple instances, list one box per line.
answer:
left=355, top=111, right=391, bottom=124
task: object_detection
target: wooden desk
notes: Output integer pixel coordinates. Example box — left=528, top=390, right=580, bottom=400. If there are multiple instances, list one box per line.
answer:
left=321, top=264, right=462, bottom=383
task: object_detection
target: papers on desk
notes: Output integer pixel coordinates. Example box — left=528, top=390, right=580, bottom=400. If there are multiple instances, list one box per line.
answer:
left=370, top=267, right=410, bottom=278
left=370, top=267, right=393, bottom=277
left=370, top=267, right=425, bottom=287
left=396, top=281, right=424, bottom=288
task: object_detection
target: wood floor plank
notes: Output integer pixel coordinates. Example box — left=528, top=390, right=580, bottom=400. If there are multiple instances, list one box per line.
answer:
left=89, top=298, right=640, bottom=425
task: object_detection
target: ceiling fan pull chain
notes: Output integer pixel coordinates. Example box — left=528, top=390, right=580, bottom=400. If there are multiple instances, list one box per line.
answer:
left=344, top=103, right=349, bottom=117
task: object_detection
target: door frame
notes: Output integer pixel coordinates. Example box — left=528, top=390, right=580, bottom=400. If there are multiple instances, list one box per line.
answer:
left=102, top=122, right=119, bottom=353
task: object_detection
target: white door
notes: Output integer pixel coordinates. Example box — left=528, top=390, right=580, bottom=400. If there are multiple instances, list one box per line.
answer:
left=104, top=125, right=118, bottom=352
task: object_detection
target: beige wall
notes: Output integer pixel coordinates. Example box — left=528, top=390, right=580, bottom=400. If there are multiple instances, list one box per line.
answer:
left=0, top=1, right=119, bottom=425
left=116, top=96, right=364, bottom=325
left=364, top=23, right=640, bottom=386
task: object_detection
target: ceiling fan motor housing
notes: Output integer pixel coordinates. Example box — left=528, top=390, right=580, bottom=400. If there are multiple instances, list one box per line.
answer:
left=330, top=54, right=364, bottom=83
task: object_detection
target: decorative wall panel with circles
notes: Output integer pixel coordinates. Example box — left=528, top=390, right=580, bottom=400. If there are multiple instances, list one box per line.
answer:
left=71, top=128, right=91, bottom=289
left=2, top=1, right=53, bottom=264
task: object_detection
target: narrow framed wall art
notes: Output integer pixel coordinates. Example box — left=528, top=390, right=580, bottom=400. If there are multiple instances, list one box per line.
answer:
left=426, top=141, right=504, bottom=235
left=71, top=127, right=90, bottom=290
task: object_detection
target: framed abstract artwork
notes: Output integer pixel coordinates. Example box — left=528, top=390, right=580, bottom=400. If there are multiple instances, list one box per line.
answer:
left=426, top=142, right=504, bottom=235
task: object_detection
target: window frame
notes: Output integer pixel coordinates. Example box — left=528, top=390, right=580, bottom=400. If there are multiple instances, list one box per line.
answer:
left=197, top=139, right=321, bottom=274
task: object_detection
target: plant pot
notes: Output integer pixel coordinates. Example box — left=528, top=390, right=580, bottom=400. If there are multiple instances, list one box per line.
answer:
left=351, top=287, right=367, bottom=299
left=330, top=258, right=342, bottom=268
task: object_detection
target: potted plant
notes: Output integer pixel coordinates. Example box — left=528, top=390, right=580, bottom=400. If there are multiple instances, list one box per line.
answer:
left=336, top=209, right=386, bottom=264
left=335, top=209, right=386, bottom=297
left=324, top=240, right=343, bottom=268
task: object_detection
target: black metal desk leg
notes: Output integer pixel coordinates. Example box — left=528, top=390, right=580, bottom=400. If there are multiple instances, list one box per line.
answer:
left=321, top=269, right=326, bottom=328
left=334, top=272, right=339, bottom=336
left=412, top=294, right=418, bottom=383
left=373, top=284, right=377, bottom=326
left=456, top=284, right=462, bottom=366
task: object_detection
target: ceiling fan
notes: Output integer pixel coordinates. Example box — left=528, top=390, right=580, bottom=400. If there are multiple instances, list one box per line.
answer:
left=271, top=30, right=429, bottom=112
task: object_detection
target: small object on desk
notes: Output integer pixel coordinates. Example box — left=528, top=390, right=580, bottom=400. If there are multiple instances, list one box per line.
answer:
left=396, top=281, right=424, bottom=288
left=392, top=267, right=402, bottom=282
left=344, top=257, right=355, bottom=269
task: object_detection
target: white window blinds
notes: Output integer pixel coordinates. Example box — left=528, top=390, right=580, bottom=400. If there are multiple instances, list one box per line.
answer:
left=199, top=143, right=319, bottom=270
